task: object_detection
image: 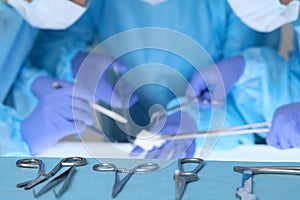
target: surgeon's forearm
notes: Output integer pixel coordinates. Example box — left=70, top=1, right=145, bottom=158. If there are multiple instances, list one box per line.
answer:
left=71, top=0, right=87, bottom=7
left=2, top=0, right=8, bottom=3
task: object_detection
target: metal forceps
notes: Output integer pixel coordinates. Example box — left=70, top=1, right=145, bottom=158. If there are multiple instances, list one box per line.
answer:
left=34, top=165, right=77, bottom=198
left=174, top=158, right=205, bottom=200
left=33, top=156, right=87, bottom=198
left=160, top=121, right=271, bottom=140
left=167, top=97, right=223, bottom=113
left=234, top=165, right=300, bottom=200
left=93, top=162, right=160, bottom=198
left=234, top=165, right=300, bottom=175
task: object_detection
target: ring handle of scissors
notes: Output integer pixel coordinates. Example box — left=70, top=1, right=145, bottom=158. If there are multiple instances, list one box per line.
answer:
left=176, top=171, right=199, bottom=182
left=16, top=158, right=45, bottom=175
left=178, top=158, right=204, bottom=174
left=49, top=157, right=87, bottom=177
left=132, top=162, right=160, bottom=173
left=16, top=158, right=42, bottom=168
left=93, top=163, right=120, bottom=172
left=93, top=163, right=130, bottom=173
left=60, top=157, right=88, bottom=166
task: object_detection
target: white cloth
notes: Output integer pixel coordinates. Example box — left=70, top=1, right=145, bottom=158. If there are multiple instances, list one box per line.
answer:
left=227, top=0, right=300, bottom=32
left=8, top=0, right=87, bottom=30
left=133, top=130, right=165, bottom=151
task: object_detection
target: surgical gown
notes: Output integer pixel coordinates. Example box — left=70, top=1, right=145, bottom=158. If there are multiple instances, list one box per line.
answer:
left=25, top=0, right=280, bottom=142
left=230, top=18, right=300, bottom=139
left=0, top=2, right=39, bottom=156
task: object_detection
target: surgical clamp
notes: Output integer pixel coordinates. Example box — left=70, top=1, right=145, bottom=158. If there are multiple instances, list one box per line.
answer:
left=234, top=165, right=300, bottom=200
left=93, top=162, right=160, bottom=198
left=235, top=170, right=257, bottom=200
left=174, top=158, right=205, bottom=200
left=234, top=165, right=300, bottom=175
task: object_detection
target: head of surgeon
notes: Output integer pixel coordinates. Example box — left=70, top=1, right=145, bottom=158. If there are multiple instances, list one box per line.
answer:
left=3, top=0, right=88, bottom=29
left=227, top=0, right=300, bottom=32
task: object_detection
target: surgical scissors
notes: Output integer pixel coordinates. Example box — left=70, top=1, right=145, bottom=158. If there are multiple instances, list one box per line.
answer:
left=16, top=157, right=87, bottom=191
left=174, top=158, right=205, bottom=200
left=93, top=162, right=160, bottom=198
left=16, top=158, right=47, bottom=190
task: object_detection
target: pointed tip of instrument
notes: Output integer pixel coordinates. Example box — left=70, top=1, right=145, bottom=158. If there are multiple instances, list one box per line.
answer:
left=24, top=175, right=47, bottom=190
left=53, top=189, right=61, bottom=199
left=111, top=182, right=122, bottom=198
left=112, top=191, right=117, bottom=199
left=112, top=186, right=121, bottom=199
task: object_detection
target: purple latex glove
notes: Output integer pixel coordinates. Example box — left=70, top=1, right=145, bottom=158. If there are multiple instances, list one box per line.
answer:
left=31, top=76, right=76, bottom=100
left=185, top=56, right=245, bottom=102
left=266, top=103, right=300, bottom=149
left=71, top=52, right=137, bottom=108
left=21, top=79, right=94, bottom=155
left=131, top=111, right=197, bottom=159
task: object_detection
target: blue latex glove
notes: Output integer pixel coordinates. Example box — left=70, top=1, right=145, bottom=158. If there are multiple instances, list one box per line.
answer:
left=131, top=111, right=197, bottom=159
left=71, top=52, right=138, bottom=108
left=266, top=103, right=300, bottom=149
left=21, top=78, right=94, bottom=155
left=185, top=56, right=245, bottom=102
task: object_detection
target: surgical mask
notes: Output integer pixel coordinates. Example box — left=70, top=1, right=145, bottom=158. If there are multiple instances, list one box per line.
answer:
left=227, top=0, right=300, bottom=32
left=7, top=0, right=87, bottom=30
left=141, top=0, right=167, bottom=6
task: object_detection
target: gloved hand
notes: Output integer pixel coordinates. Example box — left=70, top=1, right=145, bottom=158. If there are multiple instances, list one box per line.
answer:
left=21, top=80, right=94, bottom=155
left=266, top=103, right=300, bottom=149
left=130, top=111, right=197, bottom=159
left=71, top=51, right=138, bottom=108
left=185, top=56, right=245, bottom=102
left=31, top=76, right=76, bottom=100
